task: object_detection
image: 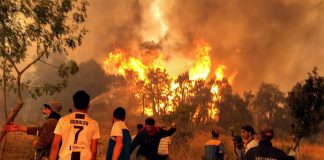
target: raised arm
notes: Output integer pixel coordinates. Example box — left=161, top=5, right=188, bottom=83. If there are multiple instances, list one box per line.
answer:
left=159, top=127, right=176, bottom=138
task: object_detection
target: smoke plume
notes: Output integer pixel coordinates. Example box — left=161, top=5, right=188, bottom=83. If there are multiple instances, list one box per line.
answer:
left=71, top=0, right=324, bottom=92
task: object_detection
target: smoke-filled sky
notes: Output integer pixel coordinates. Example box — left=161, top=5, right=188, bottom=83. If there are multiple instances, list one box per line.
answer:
left=70, top=0, right=324, bottom=92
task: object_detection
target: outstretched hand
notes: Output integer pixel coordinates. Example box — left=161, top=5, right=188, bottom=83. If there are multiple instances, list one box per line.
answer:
left=5, top=123, right=20, bottom=132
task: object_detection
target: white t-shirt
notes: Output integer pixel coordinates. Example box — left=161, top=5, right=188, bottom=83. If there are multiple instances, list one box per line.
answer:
left=54, top=112, right=100, bottom=160
left=245, top=139, right=258, bottom=153
left=110, top=121, right=128, bottom=140
left=158, top=137, right=171, bottom=155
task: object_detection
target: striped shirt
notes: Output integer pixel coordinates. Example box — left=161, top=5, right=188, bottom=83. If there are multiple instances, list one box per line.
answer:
left=158, top=137, right=170, bottom=155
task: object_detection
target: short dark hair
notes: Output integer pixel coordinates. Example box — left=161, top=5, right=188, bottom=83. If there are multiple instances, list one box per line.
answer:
left=145, top=117, right=155, bottom=126
left=113, top=107, right=126, bottom=121
left=260, top=126, right=274, bottom=141
left=241, top=125, right=255, bottom=135
left=212, top=130, right=219, bottom=138
left=73, top=90, right=90, bottom=110
left=137, top=124, right=144, bottom=130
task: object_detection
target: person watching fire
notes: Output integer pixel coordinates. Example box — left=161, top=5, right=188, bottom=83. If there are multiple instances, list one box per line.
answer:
left=204, top=130, right=225, bottom=160
left=130, top=117, right=176, bottom=160
left=245, top=126, right=289, bottom=160
left=241, top=125, right=258, bottom=153
left=106, top=106, right=132, bottom=160
left=5, top=100, right=62, bottom=160
left=49, top=90, right=100, bottom=160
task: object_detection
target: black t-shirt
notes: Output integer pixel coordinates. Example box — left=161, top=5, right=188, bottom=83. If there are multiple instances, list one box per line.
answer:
left=245, top=140, right=288, bottom=160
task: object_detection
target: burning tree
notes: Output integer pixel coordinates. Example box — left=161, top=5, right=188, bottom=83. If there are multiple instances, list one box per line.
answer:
left=173, top=72, right=192, bottom=105
left=0, top=0, right=88, bottom=142
left=288, top=68, right=324, bottom=150
left=190, top=79, right=212, bottom=123
left=217, top=79, right=253, bottom=129
left=145, top=68, right=171, bottom=116
left=102, top=42, right=239, bottom=124
left=252, top=82, right=287, bottom=129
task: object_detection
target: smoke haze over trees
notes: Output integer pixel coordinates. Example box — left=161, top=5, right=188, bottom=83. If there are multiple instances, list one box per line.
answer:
left=70, top=0, right=324, bottom=92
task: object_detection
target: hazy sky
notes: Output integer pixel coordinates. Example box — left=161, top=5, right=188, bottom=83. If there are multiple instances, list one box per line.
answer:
left=69, top=0, right=324, bottom=92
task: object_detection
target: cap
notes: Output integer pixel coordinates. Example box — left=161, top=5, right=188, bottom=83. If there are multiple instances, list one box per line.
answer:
left=44, top=100, right=62, bottom=113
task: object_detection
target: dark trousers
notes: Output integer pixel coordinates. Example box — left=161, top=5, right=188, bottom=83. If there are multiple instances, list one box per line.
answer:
left=157, top=154, right=169, bottom=160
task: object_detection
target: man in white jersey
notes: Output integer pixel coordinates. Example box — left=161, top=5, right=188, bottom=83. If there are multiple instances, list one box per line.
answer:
left=50, top=90, right=100, bottom=160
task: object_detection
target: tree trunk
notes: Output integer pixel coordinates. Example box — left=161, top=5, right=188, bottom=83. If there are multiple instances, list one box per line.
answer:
left=0, top=60, right=8, bottom=160
left=293, top=136, right=303, bottom=151
left=0, top=74, right=23, bottom=142
left=3, top=60, right=8, bottom=118
left=0, top=102, right=23, bottom=142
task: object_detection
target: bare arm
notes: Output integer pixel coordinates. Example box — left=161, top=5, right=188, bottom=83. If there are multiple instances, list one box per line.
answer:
left=112, top=136, right=123, bottom=160
left=5, top=124, right=28, bottom=132
left=49, top=134, right=62, bottom=160
left=91, top=139, right=98, bottom=160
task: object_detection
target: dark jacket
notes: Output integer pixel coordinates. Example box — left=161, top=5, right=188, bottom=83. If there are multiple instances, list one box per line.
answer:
left=204, top=139, right=224, bottom=160
left=130, top=127, right=176, bottom=160
left=245, top=140, right=288, bottom=160
left=27, top=111, right=61, bottom=158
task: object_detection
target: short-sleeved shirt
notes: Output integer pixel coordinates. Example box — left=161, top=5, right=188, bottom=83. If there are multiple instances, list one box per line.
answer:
left=158, top=137, right=170, bottom=155
left=106, top=121, right=131, bottom=160
left=54, top=112, right=100, bottom=160
left=110, top=121, right=128, bottom=138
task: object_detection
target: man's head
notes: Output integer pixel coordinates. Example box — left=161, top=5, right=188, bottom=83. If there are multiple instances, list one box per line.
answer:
left=113, top=107, right=126, bottom=121
left=259, top=126, right=274, bottom=141
left=211, top=130, right=219, bottom=139
left=145, top=117, right=155, bottom=132
left=241, top=125, right=255, bottom=140
left=137, top=123, right=144, bottom=133
left=73, top=90, right=90, bottom=110
left=43, top=100, right=62, bottom=117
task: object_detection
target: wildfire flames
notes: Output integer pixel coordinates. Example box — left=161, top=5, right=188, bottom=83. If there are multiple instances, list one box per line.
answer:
left=103, top=42, right=237, bottom=121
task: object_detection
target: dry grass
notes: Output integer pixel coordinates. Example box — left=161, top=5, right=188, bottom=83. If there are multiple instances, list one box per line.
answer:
left=3, top=130, right=323, bottom=160
left=1, top=119, right=323, bottom=160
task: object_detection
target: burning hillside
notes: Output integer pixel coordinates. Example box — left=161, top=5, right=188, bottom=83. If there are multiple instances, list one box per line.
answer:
left=102, top=42, right=237, bottom=121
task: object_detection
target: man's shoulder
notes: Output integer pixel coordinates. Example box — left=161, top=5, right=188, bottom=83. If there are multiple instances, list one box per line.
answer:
left=45, top=118, right=59, bottom=125
left=271, top=146, right=287, bottom=156
left=113, top=121, right=128, bottom=129
left=247, top=145, right=287, bottom=155
left=86, top=115, right=98, bottom=123
left=205, top=139, right=222, bottom=146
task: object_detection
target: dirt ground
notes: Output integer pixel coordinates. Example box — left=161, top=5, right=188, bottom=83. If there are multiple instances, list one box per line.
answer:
left=1, top=129, right=323, bottom=160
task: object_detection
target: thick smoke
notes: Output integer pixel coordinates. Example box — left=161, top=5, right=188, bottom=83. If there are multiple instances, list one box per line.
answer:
left=163, top=0, right=324, bottom=91
left=72, top=0, right=324, bottom=92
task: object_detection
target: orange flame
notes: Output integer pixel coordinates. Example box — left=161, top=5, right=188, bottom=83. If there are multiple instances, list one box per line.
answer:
left=102, top=42, right=237, bottom=119
left=189, top=44, right=211, bottom=81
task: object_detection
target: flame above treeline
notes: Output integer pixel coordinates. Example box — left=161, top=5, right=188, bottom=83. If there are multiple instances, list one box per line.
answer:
left=103, top=42, right=237, bottom=120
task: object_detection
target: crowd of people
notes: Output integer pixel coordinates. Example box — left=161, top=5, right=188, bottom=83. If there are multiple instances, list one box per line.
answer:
left=4, top=90, right=295, bottom=160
